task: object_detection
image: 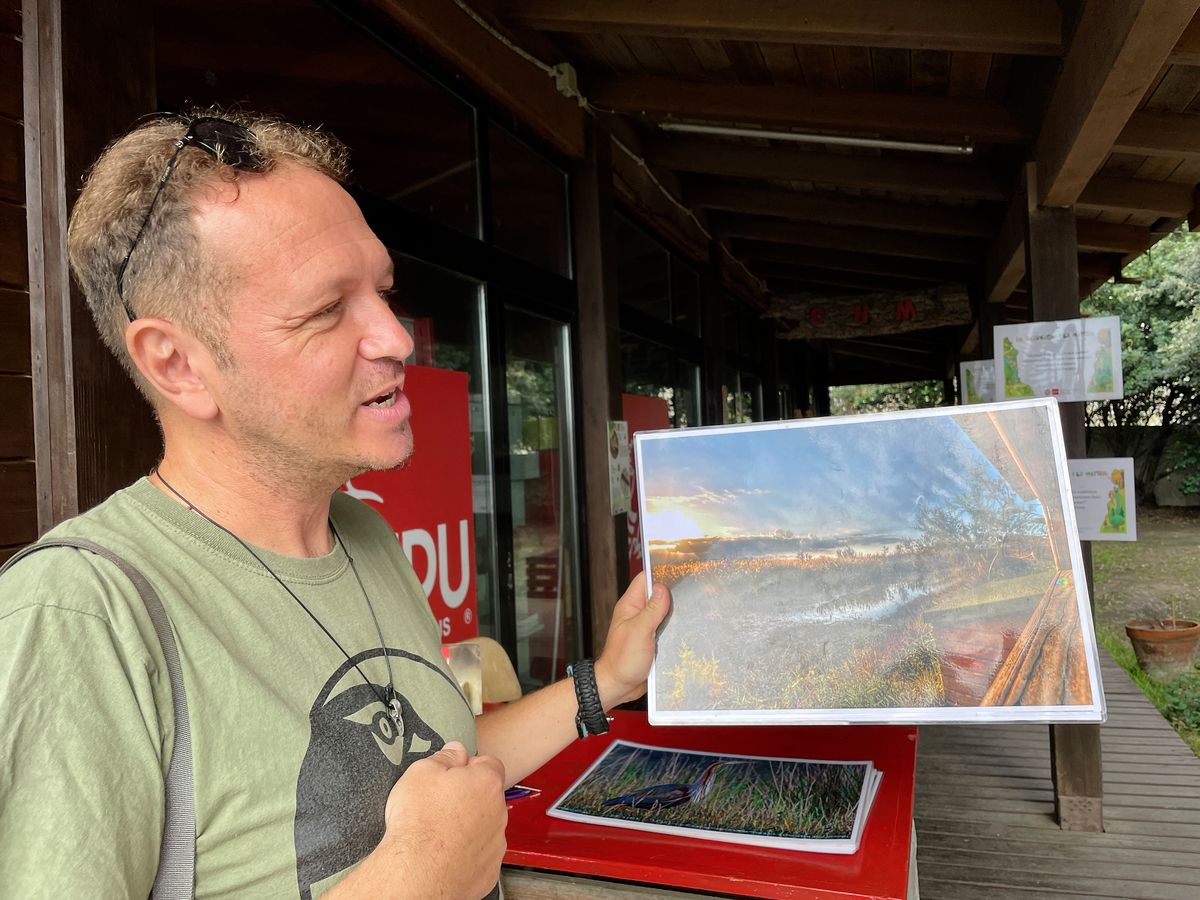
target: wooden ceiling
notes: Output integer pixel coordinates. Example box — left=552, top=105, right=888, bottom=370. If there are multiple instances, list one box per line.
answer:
left=492, top=1, right=1200, bottom=381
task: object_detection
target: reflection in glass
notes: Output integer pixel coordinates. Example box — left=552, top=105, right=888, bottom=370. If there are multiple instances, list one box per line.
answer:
left=155, top=0, right=479, bottom=236
left=489, top=125, right=570, bottom=276
left=616, top=217, right=670, bottom=322
left=621, top=333, right=699, bottom=428
left=388, top=253, right=499, bottom=639
left=505, top=309, right=580, bottom=689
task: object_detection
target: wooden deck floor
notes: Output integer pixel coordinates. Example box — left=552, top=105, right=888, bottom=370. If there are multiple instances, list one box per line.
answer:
left=915, top=652, right=1200, bottom=899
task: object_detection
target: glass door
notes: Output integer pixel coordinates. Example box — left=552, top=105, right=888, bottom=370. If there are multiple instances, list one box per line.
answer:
left=501, top=306, right=581, bottom=690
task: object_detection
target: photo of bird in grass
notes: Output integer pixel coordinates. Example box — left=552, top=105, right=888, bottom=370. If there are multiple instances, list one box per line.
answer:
left=549, top=741, right=880, bottom=852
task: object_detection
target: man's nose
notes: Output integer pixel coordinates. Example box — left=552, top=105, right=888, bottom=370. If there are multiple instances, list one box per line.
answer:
left=359, top=294, right=414, bottom=362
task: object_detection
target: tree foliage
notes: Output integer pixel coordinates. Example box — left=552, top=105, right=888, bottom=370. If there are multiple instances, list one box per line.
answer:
left=829, top=380, right=946, bottom=416
left=1083, top=228, right=1200, bottom=502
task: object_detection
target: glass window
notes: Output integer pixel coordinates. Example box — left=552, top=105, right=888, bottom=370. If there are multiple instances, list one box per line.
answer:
left=616, top=217, right=670, bottom=322
left=489, top=125, right=570, bottom=276
left=505, top=308, right=581, bottom=689
left=387, top=253, right=499, bottom=639
left=741, top=373, right=763, bottom=422
left=671, top=257, right=701, bottom=335
left=620, top=333, right=698, bottom=428
left=156, top=0, right=480, bottom=237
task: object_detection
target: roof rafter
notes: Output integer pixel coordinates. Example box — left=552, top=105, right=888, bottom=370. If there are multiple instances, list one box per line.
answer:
left=589, top=76, right=1028, bottom=144
left=501, top=0, right=1063, bottom=55
left=713, top=214, right=982, bottom=263
left=646, top=139, right=1005, bottom=200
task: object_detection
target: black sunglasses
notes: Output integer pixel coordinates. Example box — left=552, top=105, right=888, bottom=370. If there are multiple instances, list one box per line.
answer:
left=116, top=116, right=268, bottom=320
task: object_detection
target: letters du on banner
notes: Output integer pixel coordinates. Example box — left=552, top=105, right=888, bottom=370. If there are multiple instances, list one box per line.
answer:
left=341, top=365, right=478, bottom=642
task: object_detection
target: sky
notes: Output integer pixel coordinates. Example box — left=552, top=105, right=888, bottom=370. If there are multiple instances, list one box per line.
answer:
left=638, top=414, right=1026, bottom=544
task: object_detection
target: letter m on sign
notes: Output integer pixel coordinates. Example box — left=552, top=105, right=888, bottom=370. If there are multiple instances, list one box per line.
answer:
left=895, top=299, right=917, bottom=321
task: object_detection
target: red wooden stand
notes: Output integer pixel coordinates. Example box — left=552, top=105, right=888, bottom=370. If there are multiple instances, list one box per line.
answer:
left=504, top=711, right=918, bottom=900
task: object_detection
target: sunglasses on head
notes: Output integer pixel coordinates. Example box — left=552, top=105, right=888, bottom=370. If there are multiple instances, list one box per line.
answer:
left=116, top=116, right=268, bottom=320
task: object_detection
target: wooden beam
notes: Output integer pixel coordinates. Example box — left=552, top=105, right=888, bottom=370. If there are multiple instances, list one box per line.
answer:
left=501, top=1, right=1063, bottom=56
left=647, top=139, right=1006, bottom=200
left=610, top=139, right=710, bottom=265
left=983, top=162, right=1031, bottom=304
left=365, top=0, right=585, bottom=159
left=590, top=76, right=1028, bottom=144
left=1075, top=219, right=1152, bottom=254
left=1114, top=110, right=1200, bottom=159
left=713, top=214, right=982, bottom=263
left=572, top=121, right=623, bottom=655
left=1077, top=174, right=1197, bottom=216
left=736, top=240, right=973, bottom=282
left=1167, top=11, right=1200, bottom=64
left=687, top=182, right=997, bottom=237
left=761, top=265, right=940, bottom=295
left=1034, top=0, right=1200, bottom=207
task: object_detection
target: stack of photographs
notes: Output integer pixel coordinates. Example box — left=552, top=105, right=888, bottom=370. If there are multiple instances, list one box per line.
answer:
left=634, top=398, right=1105, bottom=726
left=548, top=741, right=882, bottom=855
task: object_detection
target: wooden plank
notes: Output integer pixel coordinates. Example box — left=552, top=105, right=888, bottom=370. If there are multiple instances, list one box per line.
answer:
left=720, top=39, right=771, bottom=85
left=0, top=373, right=33, bottom=457
left=1168, top=12, right=1200, bottom=64
left=0, top=199, right=27, bottom=288
left=0, top=115, right=21, bottom=203
left=1076, top=219, right=1153, bottom=253
left=912, top=49, right=951, bottom=96
left=0, top=460, right=35, bottom=546
left=983, top=161, right=1030, bottom=303
left=366, top=0, right=585, bottom=159
left=712, top=214, right=983, bottom=262
left=589, top=75, right=1029, bottom=144
left=1078, top=174, right=1197, bottom=215
left=737, top=240, right=973, bottom=281
left=1035, top=0, right=1200, bottom=207
left=647, top=139, right=1006, bottom=199
left=949, top=51, right=993, bottom=99
left=1115, top=109, right=1200, bottom=158
left=797, top=45, right=839, bottom=89
left=688, top=182, right=996, bottom=237
left=501, top=1, right=1064, bottom=56
left=757, top=42, right=804, bottom=86
left=0, top=288, right=30, bottom=374
left=0, top=31, right=19, bottom=120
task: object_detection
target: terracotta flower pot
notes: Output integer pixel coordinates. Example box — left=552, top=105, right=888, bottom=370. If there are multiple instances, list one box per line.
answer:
left=1125, top=619, right=1200, bottom=680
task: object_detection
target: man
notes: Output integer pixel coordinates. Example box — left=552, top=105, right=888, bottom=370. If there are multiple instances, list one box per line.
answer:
left=0, top=111, right=669, bottom=898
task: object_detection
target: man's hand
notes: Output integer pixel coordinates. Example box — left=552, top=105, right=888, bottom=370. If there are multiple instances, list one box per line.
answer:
left=594, top=572, right=671, bottom=709
left=327, top=741, right=507, bottom=899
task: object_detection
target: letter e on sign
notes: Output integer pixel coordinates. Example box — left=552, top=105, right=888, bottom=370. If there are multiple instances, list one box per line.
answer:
left=809, top=306, right=826, bottom=326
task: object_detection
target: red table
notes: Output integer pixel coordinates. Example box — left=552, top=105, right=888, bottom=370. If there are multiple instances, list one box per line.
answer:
left=503, top=711, right=918, bottom=900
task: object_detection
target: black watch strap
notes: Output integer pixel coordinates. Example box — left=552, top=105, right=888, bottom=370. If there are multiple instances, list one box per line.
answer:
left=568, top=658, right=610, bottom=738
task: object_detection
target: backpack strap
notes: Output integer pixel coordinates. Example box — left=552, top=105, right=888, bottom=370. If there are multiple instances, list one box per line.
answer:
left=1, top=538, right=196, bottom=899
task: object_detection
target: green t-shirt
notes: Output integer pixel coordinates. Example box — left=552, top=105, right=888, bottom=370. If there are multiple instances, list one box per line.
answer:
left=0, top=479, right=476, bottom=898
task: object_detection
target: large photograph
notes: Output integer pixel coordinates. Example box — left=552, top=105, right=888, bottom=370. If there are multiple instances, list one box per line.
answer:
left=636, top=398, right=1105, bottom=724
left=548, top=741, right=881, bottom=854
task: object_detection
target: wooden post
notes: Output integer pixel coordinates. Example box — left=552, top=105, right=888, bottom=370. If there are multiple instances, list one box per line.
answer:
left=761, top=319, right=780, bottom=420
left=572, top=121, right=624, bottom=655
left=700, top=244, right=726, bottom=426
left=1023, top=163, right=1104, bottom=832
left=809, top=342, right=831, bottom=417
left=25, top=0, right=160, bottom=527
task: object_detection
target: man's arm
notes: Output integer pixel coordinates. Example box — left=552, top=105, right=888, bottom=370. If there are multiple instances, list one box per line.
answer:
left=474, top=573, right=670, bottom=786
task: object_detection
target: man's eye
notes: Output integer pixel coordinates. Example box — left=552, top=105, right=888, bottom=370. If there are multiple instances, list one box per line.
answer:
left=316, top=302, right=341, bottom=318
left=377, top=287, right=396, bottom=302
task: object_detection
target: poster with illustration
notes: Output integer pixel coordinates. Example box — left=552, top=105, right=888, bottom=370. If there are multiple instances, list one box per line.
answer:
left=1069, top=458, right=1137, bottom=542
left=993, top=316, right=1122, bottom=402
left=635, top=398, right=1105, bottom=725
left=959, top=359, right=996, bottom=404
left=608, top=420, right=632, bottom=515
left=548, top=740, right=881, bottom=854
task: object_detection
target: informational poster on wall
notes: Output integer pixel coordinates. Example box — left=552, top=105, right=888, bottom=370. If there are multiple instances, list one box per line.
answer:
left=959, top=359, right=996, bottom=404
left=622, top=394, right=673, bottom=579
left=993, top=316, right=1122, bottom=402
left=608, top=421, right=632, bottom=516
left=341, top=365, right=478, bottom=641
left=1069, top=457, right=1137, bottom=542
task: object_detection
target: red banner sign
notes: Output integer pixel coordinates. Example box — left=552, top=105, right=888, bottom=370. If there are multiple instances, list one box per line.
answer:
left=342, top=365, right=478, bottom=642
left=621, top=393, right=672, bottom=579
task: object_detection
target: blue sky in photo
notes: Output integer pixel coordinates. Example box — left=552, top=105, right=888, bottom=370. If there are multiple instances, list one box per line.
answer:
left=638, top=415, right=1042, bottom=543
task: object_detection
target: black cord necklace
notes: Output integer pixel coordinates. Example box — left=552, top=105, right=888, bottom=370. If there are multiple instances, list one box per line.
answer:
left=152, top=469, right=403, bottom=729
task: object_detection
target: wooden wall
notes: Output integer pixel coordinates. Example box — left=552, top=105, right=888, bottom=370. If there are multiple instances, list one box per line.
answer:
left=1, top=2, right=36, bottom=563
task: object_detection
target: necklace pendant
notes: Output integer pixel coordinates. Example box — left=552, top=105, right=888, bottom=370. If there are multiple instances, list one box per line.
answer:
left=388, top=693, right=404, bottom=729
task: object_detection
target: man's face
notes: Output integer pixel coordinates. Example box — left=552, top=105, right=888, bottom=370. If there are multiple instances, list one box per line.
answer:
left=193, top=163, right=414, bottom=486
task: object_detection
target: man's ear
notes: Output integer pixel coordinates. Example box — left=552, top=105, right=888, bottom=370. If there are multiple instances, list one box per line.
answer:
left=125, top=318, right=221, bottom=420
